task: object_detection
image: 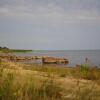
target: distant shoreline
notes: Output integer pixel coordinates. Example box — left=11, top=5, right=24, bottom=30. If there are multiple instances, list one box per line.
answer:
left=0, top=48, right=33, bottom=53
left=11, top=49, right=33, bottom=53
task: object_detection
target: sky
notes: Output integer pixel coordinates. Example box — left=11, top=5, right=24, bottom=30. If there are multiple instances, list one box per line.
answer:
left=0, top=0, right=100, bottom=50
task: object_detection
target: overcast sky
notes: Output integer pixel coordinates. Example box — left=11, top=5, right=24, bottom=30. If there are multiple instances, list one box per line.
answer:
left=0, top=0, right=100, bottom=50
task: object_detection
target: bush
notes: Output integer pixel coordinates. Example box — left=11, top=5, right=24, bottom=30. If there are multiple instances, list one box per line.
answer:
left=80, top=64, right=99, bottom=80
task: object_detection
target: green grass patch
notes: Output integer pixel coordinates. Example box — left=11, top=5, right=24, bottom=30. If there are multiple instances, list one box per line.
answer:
left=11, top=49, right=33, bottom=53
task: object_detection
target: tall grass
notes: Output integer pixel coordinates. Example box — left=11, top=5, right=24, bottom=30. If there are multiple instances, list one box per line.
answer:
left=0, top=60, right=100, bottom=100
left=0, top=63, right=64, bottom=100
left=78, top=64, right=100, bottom=80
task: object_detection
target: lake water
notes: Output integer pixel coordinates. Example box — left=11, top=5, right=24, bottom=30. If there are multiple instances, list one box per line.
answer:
left=15, top=50, right=100, bottom=67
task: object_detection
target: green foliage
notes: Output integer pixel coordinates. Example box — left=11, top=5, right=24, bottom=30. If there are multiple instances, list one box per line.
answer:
left=80, top=64, right=99, bottom=80
left=11, top=49, right=33, bottom=53
left=0, top=47, right=32, bottom=53
left=81, top=64, right=90, bottom=79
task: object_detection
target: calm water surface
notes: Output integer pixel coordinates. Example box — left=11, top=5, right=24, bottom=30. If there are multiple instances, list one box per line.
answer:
left=15, top=50, right=100, bottom=66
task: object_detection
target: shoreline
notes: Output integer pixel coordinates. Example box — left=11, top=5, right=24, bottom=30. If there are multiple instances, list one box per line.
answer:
left=0, top=49, right=100, bottom=67
left=11, top=49, right=33, bottom=53
left=0, top=55, right=100, bottom=100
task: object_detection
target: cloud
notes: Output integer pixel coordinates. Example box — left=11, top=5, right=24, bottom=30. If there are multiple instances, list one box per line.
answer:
left=0, top=0, right=100, bottom=50
left=0, top=0, right=100, bottom=24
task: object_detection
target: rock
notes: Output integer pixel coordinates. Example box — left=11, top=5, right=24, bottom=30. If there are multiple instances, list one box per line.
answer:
left=42, top=57, right=69, bottom=65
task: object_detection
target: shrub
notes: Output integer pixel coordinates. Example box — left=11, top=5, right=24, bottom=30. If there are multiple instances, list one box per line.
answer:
left=80, top=64, right=99, bottom=80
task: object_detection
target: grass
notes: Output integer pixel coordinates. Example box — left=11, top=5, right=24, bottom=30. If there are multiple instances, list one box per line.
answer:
left=0, top=64, right=64, bottom=100
left=0, top=49, right=11, bottom=53
left=10, top=49, right=33, bottom=53
left=0, top=59, right=100, bottom=100
left=0, top=49, right=33, bottom=53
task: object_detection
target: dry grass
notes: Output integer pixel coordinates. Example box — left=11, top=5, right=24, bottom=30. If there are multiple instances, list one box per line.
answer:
left=0, top=60, right=100, bottom=100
